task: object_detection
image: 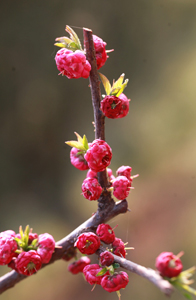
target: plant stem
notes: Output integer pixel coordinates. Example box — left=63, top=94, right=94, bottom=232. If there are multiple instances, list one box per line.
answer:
left=83, top=28, right=110, bottom=192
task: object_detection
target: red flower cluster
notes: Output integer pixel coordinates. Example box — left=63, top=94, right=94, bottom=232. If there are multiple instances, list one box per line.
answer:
left=0, top=227, right=55, bottom=276
left=101, top=165, right=136, bottom=200
left=83, top=264, right=129, bottom=292
left=74, top=224, right=127, bottom=258
left=68, top=223, right=130, bottom=296
left=55, top=27, right=111, bottom=80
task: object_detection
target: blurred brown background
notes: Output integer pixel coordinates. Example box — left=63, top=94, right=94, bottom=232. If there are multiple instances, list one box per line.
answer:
left=0, top=0, right=196, bottom=299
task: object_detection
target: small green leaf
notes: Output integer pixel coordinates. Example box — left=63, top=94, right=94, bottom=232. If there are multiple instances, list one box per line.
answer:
left=116, top=79, right=129, bottom=97
left=183, top=293, right=192, bottom=300
left=110, top=87, right=121, bottom=96
left=96, top=267, right=108, bottom=276
left=113, top=263, right=120, bottom=269
left=14, top=237, right=21, bottom=244
left=67, top=41, right=80, bottom=51
left=65, top=141, right=86, bottom=150
left=30, top=239, right=38, bottom=248
left=82, top=135, right=89, bottom=150
left=65, top=25, right=82, bottom=50
left=24, top=225, right=30, bottom=236
left=55, top=36, right=73, bottom=44
left=112, top=73, right=125, bottom=90
left=15, top=249, right=23, bottom=254
left=54, top=43, right=66, bottom=48
left=99, top=73, right=111, bottom=95
left=74, top=132, right=83, bottom=144
left=19, top=226, right=23, bottom=240
left=181, top=285, right=196, bottom=296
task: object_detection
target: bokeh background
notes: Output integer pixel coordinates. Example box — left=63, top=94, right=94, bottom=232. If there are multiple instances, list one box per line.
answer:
left=1, top=0, right=196, bottom=299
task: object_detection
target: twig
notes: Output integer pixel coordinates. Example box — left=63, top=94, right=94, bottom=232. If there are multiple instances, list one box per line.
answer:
left=83, top=27, right=105, bottom=141
left=112, top=253, right=174, bottom=297
left=83, top=27, right=109, bottom=191
left=0, top=200, right=128, bottom=294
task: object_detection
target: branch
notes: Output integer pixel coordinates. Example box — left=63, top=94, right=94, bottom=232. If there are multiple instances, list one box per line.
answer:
left=0, top=200, right=128, bottom=294
left=112, top=253, right=174, bottom=297
left=83, top=27, right=109, bottom=191
left=83, top=27, right=104, bottom=141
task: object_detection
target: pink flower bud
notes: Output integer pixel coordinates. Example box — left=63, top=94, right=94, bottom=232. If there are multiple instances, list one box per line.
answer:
left=107, top=168, right=115, bottom=182
left=101, top=93, right=130, bottom=119
left=101, top=271, right=129, bottom=292
left=84, top=139, right=112, bottom=172
left=0, top=233, right=18, bottom=265
left=112, top=175, right=131, bottom=200
left=116, top=165, right=132, bottom=181
left=68, top=256, right=91, bottom=274
left=112, top=238, right=126, bottom=258
left=15, top=250, right=42, bottom=276
left=28, top=233, right=38, bottom=245
left=55, top=49, right=91, bottom=79
left=81, top=177, right=102, bottom=200
left=70, top=147, right=89, bottom=171
left=155, top=252, right=183, bottom=278
left=74, top=232, right=100, bottom=255
left=100, top=251, right=114, bottom=267
left=92, top=35, right=108, bottom=69
left=96, top=224, right=115, bottom=244
left=83, top=264, right=108, bottom=285
left=37, top=233, right=55, bottom=264
left=86, top=169, right=97, bottom=179
left=0, top=230, right=16, bottom=238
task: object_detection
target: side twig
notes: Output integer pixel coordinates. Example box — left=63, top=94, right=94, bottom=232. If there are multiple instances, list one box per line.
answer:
left=112, top=253, right=174, bottom=297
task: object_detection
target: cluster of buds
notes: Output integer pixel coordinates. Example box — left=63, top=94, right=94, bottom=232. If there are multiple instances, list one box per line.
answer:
left=0, top=226, right=55, bottom=276
left=66, top=223, right=130, bottom=297
left=66, top=133, right=113, bottom=201
left=73, top=224, right=127, bottom=258
left=66, top=132, right=138, bottom=201
left=58, top=26, right=135, bottom=204
left=54, top=26, right=112, bottom=79
left=83, top=263, right=129, bottom=295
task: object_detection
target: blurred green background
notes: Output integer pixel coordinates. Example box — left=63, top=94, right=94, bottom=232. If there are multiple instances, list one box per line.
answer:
left=0, top=0, right=196, bottom=299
